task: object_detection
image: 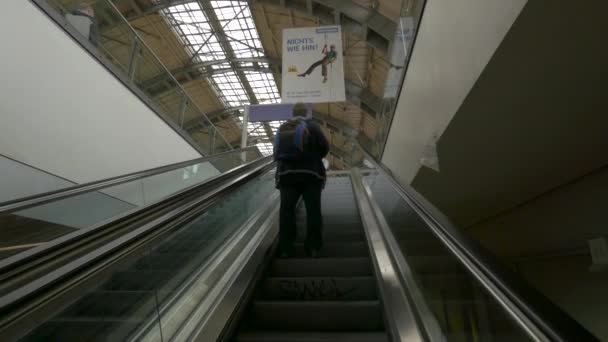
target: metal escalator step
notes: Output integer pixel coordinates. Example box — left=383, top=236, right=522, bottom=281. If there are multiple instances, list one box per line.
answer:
left=320, top=223, right=365, bottom=232
left=295, top=230, right=365, bottom=242
left=322, top=211, right=362, bottom=219
left=246, top=301, right=383, bottom=331
left=260, top=277, right=377, bottom=301
left=292, top=242, right=368, bottom=257
left=270, top=258, right=372, bottom=277
left=235, top=331, right=389, bottom=342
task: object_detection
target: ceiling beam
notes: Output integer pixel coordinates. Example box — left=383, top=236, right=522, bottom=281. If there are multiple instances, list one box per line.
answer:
left=122, top=0, right=199, bottom=21
left=112, top=0, right=386, bottom=148
left=114, top=0, right=395, bottom=52
left=196, top=1, right=276, bottom=143
left=146, top=62, right=383, bottom=116
left=255, top=0, right=396, bottom=48
left=186, top=106, right=364, bottom=166
left=142, top=64, right=273, bottom=95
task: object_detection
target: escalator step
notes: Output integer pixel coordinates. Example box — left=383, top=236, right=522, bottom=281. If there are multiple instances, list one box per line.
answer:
left=318, top=223, right=365, bottom=231
left=292, top=242, right=368, bottom=257
left=259, top=277, right=377, bottom=301
left=270, top=258, right=372, bottom=277
left=245, top=301, right=383, bottom=331
left=235, top=331, right=390, bottom=342
left=295, top=230, right=365, bottom=242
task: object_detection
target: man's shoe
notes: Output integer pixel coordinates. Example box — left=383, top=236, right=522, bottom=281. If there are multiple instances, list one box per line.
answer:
left=280, top=248, right=295, bottom=258
left=309, top=249, right=321, bottom=258
left=305, top=247, right=321, bottom=258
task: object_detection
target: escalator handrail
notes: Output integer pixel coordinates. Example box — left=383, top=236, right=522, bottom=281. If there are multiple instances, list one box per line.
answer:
left=0, top=155, right=272, bottom=275
left=0, top=157, right=275, bottom=318
left=0, top=147, right=261, bottom=214
left=356, top=142, right=599, bottom=342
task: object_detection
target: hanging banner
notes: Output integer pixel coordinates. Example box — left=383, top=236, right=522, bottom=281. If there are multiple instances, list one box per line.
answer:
left=281, top=25, right=346, bottom=103
left=246, top=103, right=312, bottom=122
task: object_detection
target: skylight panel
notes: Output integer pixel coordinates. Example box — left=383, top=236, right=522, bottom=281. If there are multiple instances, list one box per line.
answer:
left=158, top=0, right=283, bottom=136
left=212, top=71, right=250, bottom=107
left=211, top=1, right=264, bottom=59
left=161, top=2, right=226, bottom=62
left=244, top=71, right=280, bottom=104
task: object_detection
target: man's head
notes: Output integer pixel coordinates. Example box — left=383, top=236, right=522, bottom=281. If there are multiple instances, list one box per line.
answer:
left=330, top=44, right=336, bottom=51
left=292, top=103, right=308, bottom=118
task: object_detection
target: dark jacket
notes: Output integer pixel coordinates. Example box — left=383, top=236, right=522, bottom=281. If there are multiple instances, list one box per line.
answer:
left=274, top=118, right=329, bottom=187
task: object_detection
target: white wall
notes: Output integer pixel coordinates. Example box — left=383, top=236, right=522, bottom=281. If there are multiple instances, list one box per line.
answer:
left=381, top=0, right=527, bottom=184
left=0, top=0, right=201, bottom=185
left=390, top=0, right=608, bottom=227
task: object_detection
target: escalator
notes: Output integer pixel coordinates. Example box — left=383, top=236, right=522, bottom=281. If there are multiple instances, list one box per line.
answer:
left=0, top=148, right=600, bottom=342
left=234, top=175, right=388, bottom=342
left=20, top=173, right=276, bottom=341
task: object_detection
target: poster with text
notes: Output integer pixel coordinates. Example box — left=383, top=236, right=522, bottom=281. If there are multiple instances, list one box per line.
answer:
left=281, top=26, right=346, bottom=103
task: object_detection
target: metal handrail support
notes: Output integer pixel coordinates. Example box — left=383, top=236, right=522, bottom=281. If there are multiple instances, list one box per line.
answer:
left=350, top=168, right=429, bottom=342
left=352, top=168, right=446, bottom=342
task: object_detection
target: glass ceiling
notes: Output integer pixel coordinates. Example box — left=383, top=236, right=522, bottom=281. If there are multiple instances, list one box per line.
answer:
left=248, top=121, right=283, bottom=155
left=157, top=0, right=281, bottom=155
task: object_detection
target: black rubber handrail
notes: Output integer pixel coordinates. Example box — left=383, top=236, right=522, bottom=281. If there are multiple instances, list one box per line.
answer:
left=355, top=142, right=599, bottom=342
left=0, top=147, right=261, bottom=214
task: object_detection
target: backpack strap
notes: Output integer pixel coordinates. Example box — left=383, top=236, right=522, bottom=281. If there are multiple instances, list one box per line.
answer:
left=293, top=120, right=309, bottom=152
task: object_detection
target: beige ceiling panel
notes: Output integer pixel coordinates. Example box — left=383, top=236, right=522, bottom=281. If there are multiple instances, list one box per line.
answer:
left=130, top=15, right=191, bottom=71
left=362, top=114, right=378, bottom=139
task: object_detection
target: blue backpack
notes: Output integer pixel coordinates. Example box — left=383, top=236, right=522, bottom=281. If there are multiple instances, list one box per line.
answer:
left=274, top=119, right=310, bottom=161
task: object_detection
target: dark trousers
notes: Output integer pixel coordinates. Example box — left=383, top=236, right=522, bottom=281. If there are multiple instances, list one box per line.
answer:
left=279, top=177, right=323, bottom=254
left=303, top=57, right=329, bottom=76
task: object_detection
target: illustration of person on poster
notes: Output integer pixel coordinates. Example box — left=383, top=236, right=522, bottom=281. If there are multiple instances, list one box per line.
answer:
left=297, top=43, right=338, bottom=83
